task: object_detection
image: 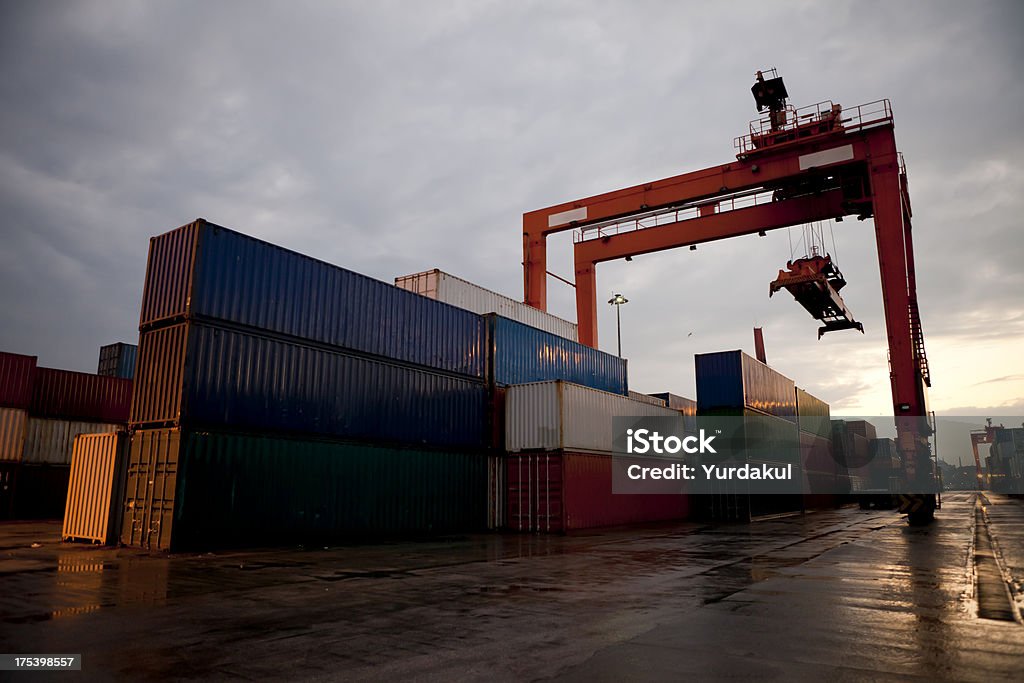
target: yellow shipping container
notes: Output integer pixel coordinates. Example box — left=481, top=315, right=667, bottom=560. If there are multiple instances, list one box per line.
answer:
left=63, top=431, right=127, bottom=544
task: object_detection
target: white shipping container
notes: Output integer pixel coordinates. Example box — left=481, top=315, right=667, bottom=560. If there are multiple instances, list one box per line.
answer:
left=506, top=380, right=681, bottom=453
left=22, top=418, right=122, bottom=465
left=628, top=390, right=667, bottom=407
left=0, top=407, right=28, bottom=462
left=63, top=431, right=127, bottom=544
left=395, top=269, right=578, bottom=341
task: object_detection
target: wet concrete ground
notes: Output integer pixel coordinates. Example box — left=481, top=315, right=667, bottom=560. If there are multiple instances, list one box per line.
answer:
left=1, top=491, right=1021, bottom=681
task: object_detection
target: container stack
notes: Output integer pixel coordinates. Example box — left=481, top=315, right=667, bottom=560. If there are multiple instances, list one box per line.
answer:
left=648, top=392, right=697, bottom=431
left=0, top=353, right=130, bottom=519
left=397, top=266, right=646, bottom=534
left=395, top=269, right=578, bottom=341
left=867, top=438, right=901, bottom=496
left=694, top=350, right=802, bottom=521
left=830, top=420, right=873, bottom=494
left=97, top=342, right=138, bottom=379
left=122, top=219, right=640, bottom=550
left=504, top=381, right=689, bottom=532
left=987, top=428, right=1024, bottom=495
left=125, top=219, right=497, bottom=551
left=795, top=387, right=840, bottom=509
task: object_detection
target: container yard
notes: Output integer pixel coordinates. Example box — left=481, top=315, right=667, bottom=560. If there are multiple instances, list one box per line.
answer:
left=1, top=3, right=1022, bottom=680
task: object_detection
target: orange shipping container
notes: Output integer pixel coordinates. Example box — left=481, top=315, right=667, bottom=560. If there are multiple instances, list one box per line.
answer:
left=63, top=432, right=127, bottom=545
left=0, top=407, right=28, bottom=462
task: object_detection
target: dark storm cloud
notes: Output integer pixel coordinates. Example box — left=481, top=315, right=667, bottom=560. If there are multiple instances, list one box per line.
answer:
left=0, top=0, right=1020, bottom=412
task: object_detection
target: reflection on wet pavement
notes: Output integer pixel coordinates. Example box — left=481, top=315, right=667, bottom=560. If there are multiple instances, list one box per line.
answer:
left=0, top=493, right=1021, bottom=680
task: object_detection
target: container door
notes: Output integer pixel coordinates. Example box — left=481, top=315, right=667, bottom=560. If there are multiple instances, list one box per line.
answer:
left=122, top=430, right=180, bottom=550
left=507, top=453, right=564, bottom=533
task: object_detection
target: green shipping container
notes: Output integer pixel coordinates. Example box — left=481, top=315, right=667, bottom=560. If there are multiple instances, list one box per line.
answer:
left=795, top=387, right=831, bottom=440
left=122, top=429, right=491, bottom=551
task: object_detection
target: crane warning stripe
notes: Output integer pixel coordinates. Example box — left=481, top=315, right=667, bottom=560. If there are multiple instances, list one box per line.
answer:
left=798, top=144, right=854, bottom=171
left=548, top=207, right=588, bottom=228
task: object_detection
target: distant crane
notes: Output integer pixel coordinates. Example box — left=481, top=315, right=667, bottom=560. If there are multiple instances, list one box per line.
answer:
left=970, top=418, right=1003, bottom=490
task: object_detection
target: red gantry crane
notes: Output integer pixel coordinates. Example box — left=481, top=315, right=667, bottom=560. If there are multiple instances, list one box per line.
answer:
left=521, top=70, right=938, bottom=524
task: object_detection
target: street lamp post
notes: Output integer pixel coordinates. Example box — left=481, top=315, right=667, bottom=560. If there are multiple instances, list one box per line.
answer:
left=607, top=293, right=628, bottom=357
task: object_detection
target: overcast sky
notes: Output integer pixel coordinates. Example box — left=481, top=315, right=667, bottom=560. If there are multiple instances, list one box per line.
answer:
left=1, top=0, right=1021, bottom=418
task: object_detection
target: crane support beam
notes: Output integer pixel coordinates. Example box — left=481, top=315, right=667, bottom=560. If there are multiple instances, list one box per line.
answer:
left=573, top=190, right=847, bottom=347
left=523, top=136, right=875, bottom=310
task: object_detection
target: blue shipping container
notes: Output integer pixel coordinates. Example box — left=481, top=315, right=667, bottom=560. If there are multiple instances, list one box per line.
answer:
left=130, top=321, right=488, bottom=449
left=487, top=315, right=627, bottom=394
left=139, top=219, right=486, bottom=379
left=98, top=342, right=137, bottom=379
left=695, top=350, right=797, bottom=422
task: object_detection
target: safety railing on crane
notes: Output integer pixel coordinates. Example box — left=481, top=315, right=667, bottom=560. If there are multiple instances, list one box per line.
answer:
left=572, top=187, right=778, bottom=243
left=734, top=99, right=893, bottom=156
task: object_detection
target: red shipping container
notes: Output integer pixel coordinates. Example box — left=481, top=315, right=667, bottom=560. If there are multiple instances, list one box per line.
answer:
left=506, top=451, right=689, bottom=533
left=30, top=368, right=131, bottom=423
left=0, top=352, right=37, bottom=409
left=800, top=431, right=840, bottom=510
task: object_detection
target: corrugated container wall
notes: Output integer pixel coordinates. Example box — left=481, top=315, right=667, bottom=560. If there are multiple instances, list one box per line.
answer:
left=22, top=418, right=123, bottom=464
left=123, top=428, right=491, bottom=551
left=845, top=420, right=878, bottom=441
left=138, top=220, right=485, bottom=379
left=796, top=387, right=831, bottom=440
left=649, top=393, right=697, bottom=415
left=506, top=452, right=689, bottom=532
left=831, top=420, right=871, bottom=491
left=0, top=351, right=37, bottom=409
left=395, top=269, right=579, bottom=341
left=0, top=408, right=28, bottom=461
left=868, top=438, right=901, bottom=489
left=628, top=391, right=667, bottom=407
left=649, top=392, right=697, bottom=431
left=801, top=430, right=841, bottom=509
left=30, top=368, right=131, bottom=423
left=131, top=321, right=488, bottom=450
left=505, top=381, right=680, bottom=453
left=695, top=350, right=797, bottom=421
left=98, top=343, right=137, bottom=379
left=489, top=316, right=627, bottom=394
left=63, top=432, right=127, bottom=544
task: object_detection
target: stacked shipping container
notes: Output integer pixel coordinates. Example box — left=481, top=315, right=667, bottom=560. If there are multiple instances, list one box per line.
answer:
left=830, top=420, right=872, bottom=494
left=649, top=392, right=697, bottom=431
left=395, top=269, right=579, bottom=341
left=125, top=219, right=630, bottom=550
left=694, top=350, right=802, bottom=521
left=486, top=315, right=626, bottom=393
left=127, top=219, right=497, bottom=550
left=795, top=387, right=840, bottom=509
left=0, top=352, right=129, bottom=519
left=868, top=438, right=901, bottom=492
left=504, top=381, right=689, bottom=532
left=97, top=342, right=137, bottom=379
left=988, top=428, right=1024, bottom=494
